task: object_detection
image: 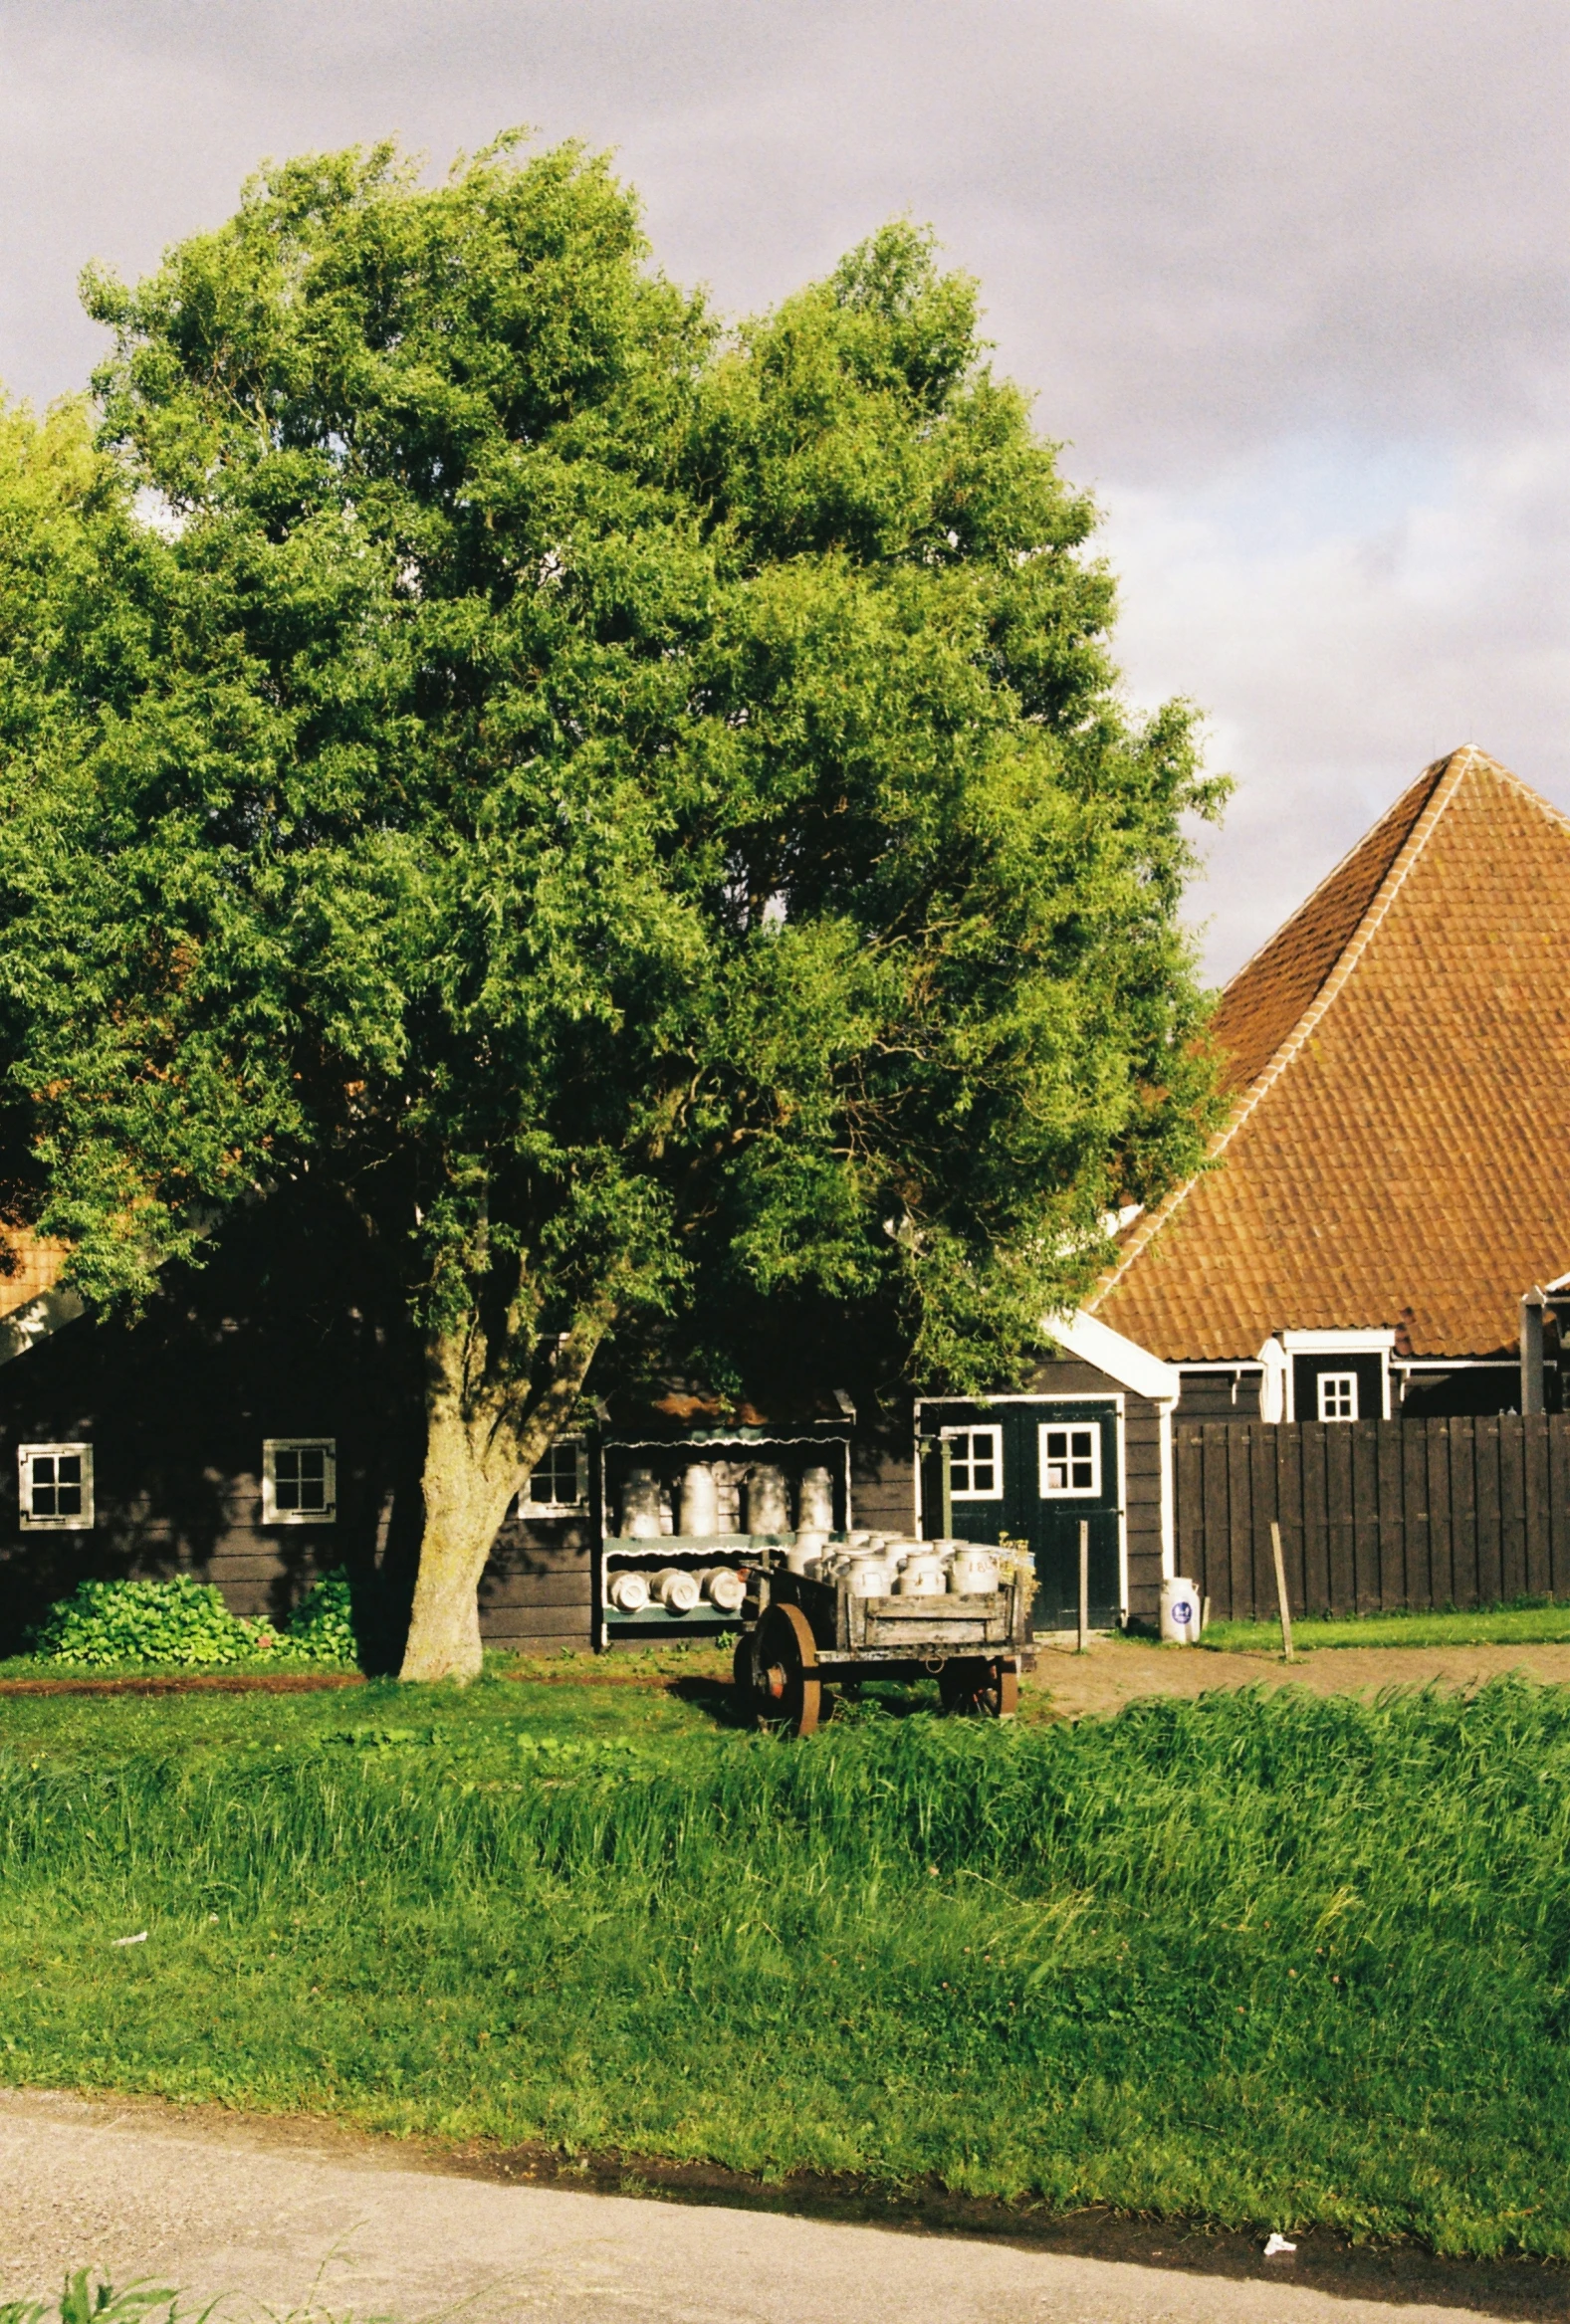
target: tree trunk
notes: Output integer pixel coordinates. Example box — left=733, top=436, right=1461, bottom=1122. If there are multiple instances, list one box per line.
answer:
left=398, top=1310, right=601, bottom=1684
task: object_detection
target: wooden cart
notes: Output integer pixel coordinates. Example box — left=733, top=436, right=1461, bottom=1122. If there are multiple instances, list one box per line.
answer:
left=732, top=1556, right=1030, bottom=1735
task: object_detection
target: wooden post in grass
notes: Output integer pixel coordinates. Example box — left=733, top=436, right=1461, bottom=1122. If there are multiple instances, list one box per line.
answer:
left=1270, top=1520, right=1295, bottom=1661
left=1078, top=1520, right=1090, bottom=1654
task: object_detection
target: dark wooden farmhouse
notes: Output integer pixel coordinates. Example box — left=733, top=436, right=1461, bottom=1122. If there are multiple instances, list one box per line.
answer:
left=1078, top=744, right=1570, bottom=1615
left=7, top=741, right=1565, bottom=1654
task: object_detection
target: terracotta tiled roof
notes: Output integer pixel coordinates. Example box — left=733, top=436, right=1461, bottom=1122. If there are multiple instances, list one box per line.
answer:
left=1091, top=746, right=1570, bottom=1361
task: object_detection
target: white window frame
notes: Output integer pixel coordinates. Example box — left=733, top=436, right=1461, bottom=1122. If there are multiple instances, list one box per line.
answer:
left=262, top=1437, right=336, bottom=1525
left=517, top=1435, right=590, bottom=1517
left=1038, top=1419, right=1103, bottom=1499
left=19, top=1441, right=95, bottom=1531
left=1278, top=1330, right=1395, bottom=1420
left=940, top=1423, right=1004, bottom=1502
left=1317, top=1371, right=1359, bottom=1422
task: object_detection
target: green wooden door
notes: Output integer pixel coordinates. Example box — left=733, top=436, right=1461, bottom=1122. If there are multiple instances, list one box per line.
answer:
left=919, top=1399, right=1122, bottom=1629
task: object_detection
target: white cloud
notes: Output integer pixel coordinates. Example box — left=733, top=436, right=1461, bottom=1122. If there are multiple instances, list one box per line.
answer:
left=1104, top=421, right=1570, bottom=978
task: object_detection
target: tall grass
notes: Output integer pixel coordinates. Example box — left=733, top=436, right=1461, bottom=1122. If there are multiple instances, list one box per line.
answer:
left=4, top=1680, right=1570, bottom=2255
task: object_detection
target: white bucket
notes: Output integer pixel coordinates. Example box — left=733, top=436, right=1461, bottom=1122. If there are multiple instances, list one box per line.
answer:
left=1160, top=1576, right=1202, bottom=1644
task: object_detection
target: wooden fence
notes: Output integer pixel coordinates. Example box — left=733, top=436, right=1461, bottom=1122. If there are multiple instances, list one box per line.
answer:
left=1174, top=1415, right=1570, bottom=1620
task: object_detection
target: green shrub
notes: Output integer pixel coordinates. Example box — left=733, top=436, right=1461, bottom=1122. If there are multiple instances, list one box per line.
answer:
left=286, top=1568, right=360, bottom=1665
left=28, top=1572, right=359, bottom=1669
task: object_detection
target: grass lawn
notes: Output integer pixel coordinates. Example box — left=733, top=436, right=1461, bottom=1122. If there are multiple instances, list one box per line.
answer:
left=4, top=1667, right=1570, bottom=2258
left=1201, top=1601, right=1570, bottom=1653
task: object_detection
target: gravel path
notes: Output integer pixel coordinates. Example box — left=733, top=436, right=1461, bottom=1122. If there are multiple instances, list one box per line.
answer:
left=0, top=2088, right=1540, bottom=2324
left=1028, top=1635, right=1570, bottom=1719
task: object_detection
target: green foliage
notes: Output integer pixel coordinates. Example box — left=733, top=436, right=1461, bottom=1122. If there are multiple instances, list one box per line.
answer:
left=5, top=1675, right=1570, bottom=2254
left=0, top=134, right=1225, bottom=1418
left=0, top=2275, right=186, bottom=2324
left=28, top=1574, right=357, bottom=1669
left=285, top=1568, right=360, bottom=1665
left=29, top=1577, right=286, bottom=1667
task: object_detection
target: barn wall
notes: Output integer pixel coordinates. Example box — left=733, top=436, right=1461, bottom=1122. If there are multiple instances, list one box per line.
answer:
left=0, top=1199, right=594, bottom=1660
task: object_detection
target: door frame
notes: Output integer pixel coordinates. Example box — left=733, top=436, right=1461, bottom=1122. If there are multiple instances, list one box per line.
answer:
left=912, top=1391, right=1129, bottom=1622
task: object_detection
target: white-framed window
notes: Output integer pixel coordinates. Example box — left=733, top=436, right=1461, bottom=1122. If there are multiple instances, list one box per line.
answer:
left=517, top=1436, right=589, bottom=1515
left=1317, top=1372, right=1359, bottom=1421
left=1038, top=1421, right=1101, bottom=1498
left=19, top=1442, right=94, bottom=1530
left=942, top=1424, right=1003, bottom=1500
left=262, top=1438, right=336, bottom=1524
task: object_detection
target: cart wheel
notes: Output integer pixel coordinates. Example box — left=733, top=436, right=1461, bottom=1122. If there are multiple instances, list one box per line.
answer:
left=732, top=1628, right=760, bottom=1723
left=940, top=1656, right=1019, bottom=1719
left=756, top=1602, right=821, bottom=1738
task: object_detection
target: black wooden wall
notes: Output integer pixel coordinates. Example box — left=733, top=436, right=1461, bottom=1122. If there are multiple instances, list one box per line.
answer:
left=1176, top=1415, right=1570, bottom=1618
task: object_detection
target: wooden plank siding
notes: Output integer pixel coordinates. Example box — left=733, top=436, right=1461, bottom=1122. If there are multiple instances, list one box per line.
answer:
left=1175, top=1415, right=1570, bottom=1618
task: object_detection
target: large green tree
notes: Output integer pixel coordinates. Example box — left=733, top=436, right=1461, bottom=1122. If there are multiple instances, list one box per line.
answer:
left=0, top=138, right=1226, bottom=1680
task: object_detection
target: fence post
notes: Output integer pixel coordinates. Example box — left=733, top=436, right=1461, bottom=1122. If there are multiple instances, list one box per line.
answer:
left=1270, top=1520, right=1295, bottom=1660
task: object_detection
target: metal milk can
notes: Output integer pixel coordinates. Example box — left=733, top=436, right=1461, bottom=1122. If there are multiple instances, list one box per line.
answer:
left=677, top=1462, right=719, bottom=1537
left=619, top=1466, right=663, bottom=1540
left=744, top=1463, right=790, bottom=1535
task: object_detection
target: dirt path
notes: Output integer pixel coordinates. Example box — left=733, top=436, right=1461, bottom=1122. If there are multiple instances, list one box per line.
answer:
left=1026, top=1635, right=1570, bottom=1719
left=0, top=2087, right=1547, bottom=2324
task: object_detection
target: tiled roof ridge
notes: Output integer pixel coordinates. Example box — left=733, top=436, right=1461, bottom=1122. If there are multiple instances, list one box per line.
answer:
left=1485, top=745, right=1570, bottom=842
left=1088, top=744, right=1480, bottom=1317
left=1206, top=753, right=1451, bottom=1014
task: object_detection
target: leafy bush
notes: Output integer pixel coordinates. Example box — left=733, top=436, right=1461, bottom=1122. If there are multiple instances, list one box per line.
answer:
left=29, top=1571, right=359, bottom=1669
left=286, top=1568, right=359, bottom=1665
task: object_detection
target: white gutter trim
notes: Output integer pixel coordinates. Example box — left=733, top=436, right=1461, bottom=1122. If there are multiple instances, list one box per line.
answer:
left=0, top=1285, right=87, bottom=1367
left=1047, top=1309, right=1182, bottom=1406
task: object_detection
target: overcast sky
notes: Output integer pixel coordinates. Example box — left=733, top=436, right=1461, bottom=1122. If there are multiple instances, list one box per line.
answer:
left=1, top=0, right=1565, bottom=978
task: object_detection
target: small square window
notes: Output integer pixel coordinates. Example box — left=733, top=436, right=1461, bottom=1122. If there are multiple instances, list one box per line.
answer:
left=19, top=1442, right=94, bottom=1530
left=1317, top=1372, right=1359, bottom=1421
left=942, top=1425, right=1003, bottom=1500
left=518, top=1437, right=589, bottom=1515
left=1038, top=1422, right=1101, bottom=1498
left=262, top=1438, right=336, bottom=1525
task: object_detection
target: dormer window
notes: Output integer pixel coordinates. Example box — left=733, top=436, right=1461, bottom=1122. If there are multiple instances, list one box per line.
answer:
left=1281, top=1332, right=1394, bottom=1422
left=1317, top=1372, right=1359, bottom=1421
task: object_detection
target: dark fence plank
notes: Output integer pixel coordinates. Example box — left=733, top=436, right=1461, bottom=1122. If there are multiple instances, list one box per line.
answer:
left=1450, top=1420, right=1479, bottom=1606
left=1202, top=1425, right=1233, bottom=1618
left=1275, top=1422, right=1305, bottom=1613
left=1499, top=1416, right=1528, bottom=1601
left=1376, top=1420, right=1406, bottom=1607
left=1402, top=1423, right=1432, bottom=1607
left=1301, top=1422, right=1330, bottom=1615
left=1476, top=1417, right=1503, bottom=1604
left=1551, top=1420, right=1570, bottom=1599
left=1248, top=1424, right=1280, bottom=1616
left=1227, top=1428, right=1255, bottom=1620
left=1430, top=1423, right=1456, bottom=1607
left=1324, top=1423, right=1355, bottom=1612
left=1176, top=1425, right=1207, bottom=1599
left=1524, top=1414, right=1551, bottom=1598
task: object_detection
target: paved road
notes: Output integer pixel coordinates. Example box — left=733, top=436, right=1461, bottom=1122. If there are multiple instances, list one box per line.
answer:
left=0, top=2089, right=1527, bottom=2324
